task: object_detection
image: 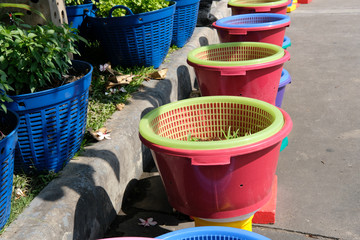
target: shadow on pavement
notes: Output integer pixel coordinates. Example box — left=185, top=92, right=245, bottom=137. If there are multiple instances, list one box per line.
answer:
left=103, top=175, right=194, bottom=238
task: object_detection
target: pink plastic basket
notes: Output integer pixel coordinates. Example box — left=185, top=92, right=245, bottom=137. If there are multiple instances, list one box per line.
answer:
left=228, top=0, right=291, bottom=15
left=187, top=42, right=290, bottom=105
left=140, top=102, right=292, bottom=219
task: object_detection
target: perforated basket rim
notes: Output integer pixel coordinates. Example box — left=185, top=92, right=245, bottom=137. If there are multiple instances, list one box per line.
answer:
left=187, top=42, right=284, bottom=67
left=279, top=68, right=291, bottom=86
left=173, top=0, right=200, bottom=7
left=215, top=13, right=290, bottom=28
left=282, top=35, right=291, bottom=49
left=156, top=226, right=271, bottom=240
left=228, top=0, right=289, bottom=7
left=139, top=96, right=284, bottom=150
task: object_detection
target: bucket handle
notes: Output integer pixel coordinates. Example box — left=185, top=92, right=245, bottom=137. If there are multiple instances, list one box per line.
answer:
left=108, top=5, right=134, bottom=17
left=220, top=68, right=247, bottom=76
left=255, top=7, right=271, bottom=12
left=228, top=29, right=248, bottom=35
left=191, top=155, right=232, bottom=166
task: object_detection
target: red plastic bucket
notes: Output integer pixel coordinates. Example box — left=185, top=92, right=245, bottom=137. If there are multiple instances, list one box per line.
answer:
left=139, top=96, right=292, bottom=219
left=213, top=13, right=290, bottom=47
left=228, top=0, right=291, bottom=15
left=187, top=42, right=290, bottom=105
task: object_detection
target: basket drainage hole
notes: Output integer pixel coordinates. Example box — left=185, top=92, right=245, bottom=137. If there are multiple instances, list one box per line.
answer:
left=1, top=148, right=4, bottom=154
left=19, top=102, right=25, bottom=107
left=239, top=184, right=243, bottom=188
left=239, top=94, right=242, bottom=96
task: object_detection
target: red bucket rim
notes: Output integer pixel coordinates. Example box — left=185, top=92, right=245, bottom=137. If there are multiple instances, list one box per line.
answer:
left=228, top=0, right=291, bottom=8
left=187, top=49, right=290, bottom=75
left=212, top=20, right=290, bottom=32
left=139, top=108, right=292, bottom=166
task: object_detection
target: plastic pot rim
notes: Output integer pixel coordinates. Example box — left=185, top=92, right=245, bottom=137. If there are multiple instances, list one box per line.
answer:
left=187, top=42, right=285, bottom=67
left=140, top=107, right=292, bottom=160
left=139, top=96, right=289, bottom=151
left=8, top=60, right=93, bottom=100
left=187, top=49, right=290, bottom=75
left=156, top=226, right=271, bottom=240
left=214, top=13, right=290, bottom=29
left=228, top=0, right=289, bottom=7
left=279, top=68, right=291, bottom=87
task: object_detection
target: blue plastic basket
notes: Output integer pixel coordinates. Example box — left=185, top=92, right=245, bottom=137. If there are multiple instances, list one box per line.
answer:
left=215, top=13, right=290, bottom=28
left=172, top=0, right=200, bottom=48
left=6, top=60, right=93, bottom=173
left=156, top=226, right=271, bottom=240
left=279, top=68, right=291, bottom=88
left=66, top=3, right=96, bottom=29
left=83, top=3, right=176, bottom=68
left=282, top=35, right=291, bottom=49
left=0, top=109, right=19, bottom=230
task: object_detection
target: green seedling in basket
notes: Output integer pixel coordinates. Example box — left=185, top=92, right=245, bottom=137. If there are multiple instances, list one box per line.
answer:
left=186, top=127, right=252, bottom=142
left=222, top=126, right=240, bottom=140
left=187, top=132, right=200, bottom=142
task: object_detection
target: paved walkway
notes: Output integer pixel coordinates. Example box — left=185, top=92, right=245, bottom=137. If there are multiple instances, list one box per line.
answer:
left=104, top=1, right=360, bottom=239
left=1, top=0, right=359, bottom=239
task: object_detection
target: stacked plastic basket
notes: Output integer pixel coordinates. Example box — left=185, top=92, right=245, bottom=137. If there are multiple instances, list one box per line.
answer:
left=137, top=0, right=296, bottom=236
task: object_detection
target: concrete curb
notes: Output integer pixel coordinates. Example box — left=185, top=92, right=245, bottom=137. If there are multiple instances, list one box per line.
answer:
left=0, top=2, right=231, bottom=240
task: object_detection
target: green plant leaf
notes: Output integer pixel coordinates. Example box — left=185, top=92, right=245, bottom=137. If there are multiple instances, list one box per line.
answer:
left=27, top=33, right=37, bottom=38
left=0, top=3, right=46, bottom=20
left=1, top=104, right=7, bottom=113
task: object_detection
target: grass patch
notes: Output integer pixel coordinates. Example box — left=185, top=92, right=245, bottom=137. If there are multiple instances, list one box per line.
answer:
left=87, top=65, right=156, bottom=132
left=0, top=172, right=60, bottom=234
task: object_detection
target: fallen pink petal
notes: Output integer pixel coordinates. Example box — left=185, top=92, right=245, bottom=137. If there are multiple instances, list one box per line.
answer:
left=99, top=63, right=110, bottom=72
left=138, top=218, right=157, bottom=227
left=96, top=131, right=111, bottom=141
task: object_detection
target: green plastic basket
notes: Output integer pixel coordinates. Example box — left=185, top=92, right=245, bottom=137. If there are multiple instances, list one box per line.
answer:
left=228, top=0, right=289, bottom=7
left=139, top=96, right=284, bottom=150
left=187, top=42, right=285, bottom=67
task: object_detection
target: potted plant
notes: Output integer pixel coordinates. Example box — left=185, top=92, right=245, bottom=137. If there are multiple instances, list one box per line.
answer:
left=0, top=108, right=19, bottom=230
left=65, top=0, right=96, bottom=29
left=80, top=0, right=176, bottom=68
left=0, top=15, right=93, bottom=173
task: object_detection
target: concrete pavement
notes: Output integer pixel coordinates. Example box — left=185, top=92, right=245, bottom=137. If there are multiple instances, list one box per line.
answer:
left=105, top=1, right=360, bottom=239
left=1, top=0, right=360, bottom=239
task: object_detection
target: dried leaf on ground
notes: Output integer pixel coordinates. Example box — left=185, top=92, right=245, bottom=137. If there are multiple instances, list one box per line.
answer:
left=106, top=74, right=137, bottom=89
left=116, top=103, right=125, bottom=111
left=15, top=188, right=26, bottom=199
left=148, top=68, right=168, bottom=80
